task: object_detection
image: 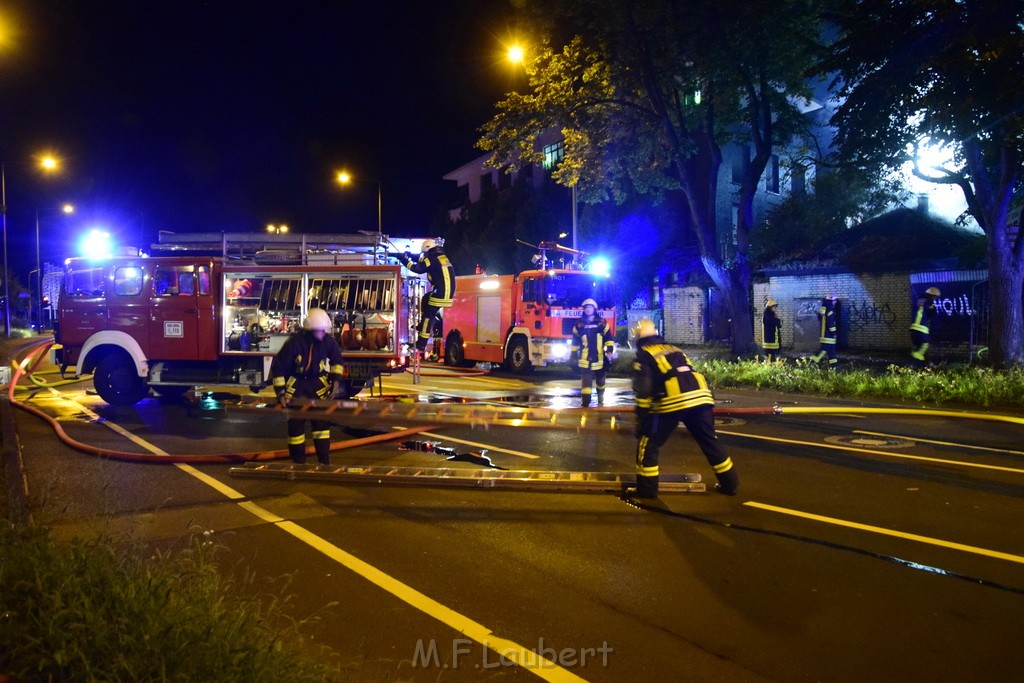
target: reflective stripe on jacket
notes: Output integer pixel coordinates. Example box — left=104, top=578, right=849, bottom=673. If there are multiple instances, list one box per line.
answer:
left=270, top=332, right=345, bottom=400
left=404, top=247, right=456, bottom=307
left=762, top=310, right=782, bottom=349
left=632, top=336, right=715, bottom=414
left=818, top=307, right=837, bottom=344
left=571, top=315, right=614, bottom=370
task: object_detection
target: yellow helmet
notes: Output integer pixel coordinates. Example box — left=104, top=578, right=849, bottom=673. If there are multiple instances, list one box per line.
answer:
left=303, top=308, right=333, bottom=331
left=630, top=318, right=658, bottom=341
left=925, top=287, right=941, bottom=297
left=420, top=238, right=437, bottom=252
left=581, top=298, right=598, bottom=309
left=765, top=298, right=778, bottom=308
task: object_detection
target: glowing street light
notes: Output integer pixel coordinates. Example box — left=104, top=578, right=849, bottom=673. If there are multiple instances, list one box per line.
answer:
left=335, top=170, right=382, bottom=235
left=266, top=224, right=289, bottom=234
left=62, top=203, right=75, bottom=214
left=507, top=44, right=525, bottom=64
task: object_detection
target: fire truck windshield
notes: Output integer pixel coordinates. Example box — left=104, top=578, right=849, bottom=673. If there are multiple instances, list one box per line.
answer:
left=544, top=273, right=615, bottom=308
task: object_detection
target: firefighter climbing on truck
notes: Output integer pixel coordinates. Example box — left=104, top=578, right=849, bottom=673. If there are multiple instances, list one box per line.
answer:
left=401, top=238, right=456, bottom=356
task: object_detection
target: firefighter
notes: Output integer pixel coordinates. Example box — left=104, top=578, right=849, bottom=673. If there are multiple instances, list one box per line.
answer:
left=630, top=318, right=738, bottom=498
left=570, top=298, right=615, bottom=407
left=910, top=287, right=941, bottom=367
left=269, top=308, right=346, bottom=465
left=402, top=238, right=456, bottom=356
left=762, top=298, right=782, bottom=362
left=810, top=295, right=839, bottom=367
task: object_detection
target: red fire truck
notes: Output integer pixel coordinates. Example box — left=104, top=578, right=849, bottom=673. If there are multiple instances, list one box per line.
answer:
left=54, top=232, right=428, bottom=405
left=441, top=246, right=616, bottom=373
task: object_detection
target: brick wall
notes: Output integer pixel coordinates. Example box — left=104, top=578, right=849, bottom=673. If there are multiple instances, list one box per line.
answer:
left=754, top=272, right=912, bottom=351
left=662, top=287, right=706, bottom=344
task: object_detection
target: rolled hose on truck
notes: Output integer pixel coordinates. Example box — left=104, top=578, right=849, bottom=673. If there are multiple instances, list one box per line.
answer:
left=6, top=340, right=435, bottom=464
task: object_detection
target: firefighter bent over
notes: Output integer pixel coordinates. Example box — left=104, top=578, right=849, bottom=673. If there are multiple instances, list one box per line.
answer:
left=810, top=296, right=838, bottom=367
left=402, top=238, right=456, bottom=356
left=910, top=287, right=940, bottom=367
left=762, top=298, right=782, bottom=362
left=571, top=298, right=615, bottom=407
left=270, top=308, right=346, bottom=465
left=630, top=319, right=738, bottom=498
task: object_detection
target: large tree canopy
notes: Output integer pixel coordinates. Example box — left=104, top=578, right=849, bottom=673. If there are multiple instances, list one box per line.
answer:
left=479, top=0, right=824, bottom=353
left=824, top=0, right=1024, bottom=365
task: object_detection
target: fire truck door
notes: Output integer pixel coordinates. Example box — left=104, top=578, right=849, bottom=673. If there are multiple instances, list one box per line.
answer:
left=149, top=266, right=200, bottom=359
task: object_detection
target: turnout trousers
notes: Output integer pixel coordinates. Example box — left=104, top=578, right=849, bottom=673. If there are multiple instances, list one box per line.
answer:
left=910, top=330, right=930, bottom=367
left=581, top=367, right=607, bottom=407
left=287, top=418, right=332, bottom=464
left=635, top=405, right=738, bottom=496
left=417, top=299, right=443, bottom=351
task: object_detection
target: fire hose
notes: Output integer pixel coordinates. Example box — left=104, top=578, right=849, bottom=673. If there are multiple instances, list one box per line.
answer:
left=6, top=341, right=435, bottom=464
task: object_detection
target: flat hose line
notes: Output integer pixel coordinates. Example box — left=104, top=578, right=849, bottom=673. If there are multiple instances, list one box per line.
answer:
left=6, top=341, right=435, bottom=464
left=618, top=494, right=1024, bottom=597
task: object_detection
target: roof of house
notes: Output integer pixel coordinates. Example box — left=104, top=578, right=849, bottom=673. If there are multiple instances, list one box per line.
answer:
left=760, top=208, right=986, bottom=275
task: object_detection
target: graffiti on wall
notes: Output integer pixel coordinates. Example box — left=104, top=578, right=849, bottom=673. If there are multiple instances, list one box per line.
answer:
left=849, top=300, right=897, bottom=331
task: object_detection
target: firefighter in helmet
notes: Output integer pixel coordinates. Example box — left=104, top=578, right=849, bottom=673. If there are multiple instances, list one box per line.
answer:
left=810, top=295, right=839, bottom=367
left=762, top=298, right=782, bottom=362
left=269, top=308, right=346, bottom=464
left=570, top=298, right=615, bottom=407
left=630, top=318, right=738, bottom=498
left=910, top=287, right=941, bottom=367
left=402, top=238, right=456, bottom=356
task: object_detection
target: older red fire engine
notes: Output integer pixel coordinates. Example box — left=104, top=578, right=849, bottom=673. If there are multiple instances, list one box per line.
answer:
left=441, top=243, right=616, bottom=373
left=54, top=232, right=429, bottom=405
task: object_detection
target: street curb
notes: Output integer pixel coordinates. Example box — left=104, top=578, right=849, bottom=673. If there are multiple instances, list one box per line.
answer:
left=1, top=393, right=32, bottom=527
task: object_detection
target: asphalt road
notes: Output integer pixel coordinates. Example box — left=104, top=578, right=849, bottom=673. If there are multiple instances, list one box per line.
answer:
left=8, top=362, right=1024, bottom=681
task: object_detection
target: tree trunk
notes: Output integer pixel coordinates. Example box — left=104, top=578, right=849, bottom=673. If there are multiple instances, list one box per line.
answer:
left=986, top=234, right=1024, bottom=367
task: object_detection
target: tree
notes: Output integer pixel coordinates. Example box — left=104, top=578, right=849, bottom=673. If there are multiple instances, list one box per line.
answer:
left=823, top=0, right=1024, bottom=365
left=478, top=0, right=824, bottom=353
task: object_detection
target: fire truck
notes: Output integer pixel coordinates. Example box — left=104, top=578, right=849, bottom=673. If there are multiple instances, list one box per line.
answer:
left=441, top=243, right=616, bottom=373
left=53, top=232, right=430, bottom=406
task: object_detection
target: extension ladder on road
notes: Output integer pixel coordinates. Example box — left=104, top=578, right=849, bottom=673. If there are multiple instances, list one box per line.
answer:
left=229, top=462, right=706, bottom=493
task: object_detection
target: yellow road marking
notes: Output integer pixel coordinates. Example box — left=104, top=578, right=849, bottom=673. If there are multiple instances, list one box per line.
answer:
left=718, top=429, right=1024, bottom=475
left=854, top=430, right=1024, bottom=458
left=420, top=431, right=541, bottom=459
left=39, top=389, right=583, bottom=681
left=745, top=501, right=1024, bottom=566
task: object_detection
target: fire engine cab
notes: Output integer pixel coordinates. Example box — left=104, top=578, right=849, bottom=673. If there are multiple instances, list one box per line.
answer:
left=54, top=232, right=429, bottom=406
left=441, top=244, right=616, bottom=373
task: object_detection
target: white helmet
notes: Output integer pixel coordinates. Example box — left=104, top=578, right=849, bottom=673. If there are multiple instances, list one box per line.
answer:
left=630, top=318, right=658, bottom=341
left=303, top=308, right=333, bottom=331
left=421, top=238, right=437, bottom=252
left=581, top=298, right=598, bottom=309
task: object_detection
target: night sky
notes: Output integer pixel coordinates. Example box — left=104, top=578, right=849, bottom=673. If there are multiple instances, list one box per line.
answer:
left=0, top=0, right=521, bottom=275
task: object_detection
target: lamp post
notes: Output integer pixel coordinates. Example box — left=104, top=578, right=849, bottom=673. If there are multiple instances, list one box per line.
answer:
left=1, top=154, right=61, bottom=336
left=336, top=171, right=382, bottom=235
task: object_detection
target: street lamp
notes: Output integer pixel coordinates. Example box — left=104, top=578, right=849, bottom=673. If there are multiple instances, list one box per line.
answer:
left=266, top=224, right=289, bottom=234
left=1, top=153, right=62, bottom=336
left=507, top=44, right=525, bottom=64
left=336, top=170, right=382, bottom=235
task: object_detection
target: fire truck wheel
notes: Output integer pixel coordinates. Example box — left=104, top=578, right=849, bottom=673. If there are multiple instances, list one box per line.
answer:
left=503, top=336, right=533, bottom=374
left=94, top=353, right=150, bottom=406
left=443, top=331, right=474, bottom=368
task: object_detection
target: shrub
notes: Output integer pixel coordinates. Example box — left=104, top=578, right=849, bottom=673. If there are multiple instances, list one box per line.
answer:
left=0, top=525, right=336, bottom=681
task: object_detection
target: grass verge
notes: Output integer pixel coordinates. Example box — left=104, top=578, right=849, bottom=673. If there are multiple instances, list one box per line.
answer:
left=0, top=524, right=337, bottom=681
left=693, top=357, right=1024, bottom=409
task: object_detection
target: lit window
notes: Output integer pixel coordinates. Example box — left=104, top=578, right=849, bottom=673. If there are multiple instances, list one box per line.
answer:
left=542, top=142, right=565, bottom=170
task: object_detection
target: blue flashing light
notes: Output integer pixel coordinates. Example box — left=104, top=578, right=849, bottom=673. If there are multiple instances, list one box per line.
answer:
left=80, top=229, right=113, bottom=259
left=589, top=256, right=611, bottom=277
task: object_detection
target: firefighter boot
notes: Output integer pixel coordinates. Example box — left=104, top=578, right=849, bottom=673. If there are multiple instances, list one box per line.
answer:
left=312, top=428, right=331, bottom=465
left=714, top=469, right=739, bottom=496
left=287, top=426, right=307, bottom=464
left=581, top=389, right=592, bottom=408
left=628, top=474, right=659, bottom=499
left=596, top=387, right=605, bottom=406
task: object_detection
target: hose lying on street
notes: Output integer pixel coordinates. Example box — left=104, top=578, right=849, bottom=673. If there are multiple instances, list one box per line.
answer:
left=6, top=340, right=436, bottom=464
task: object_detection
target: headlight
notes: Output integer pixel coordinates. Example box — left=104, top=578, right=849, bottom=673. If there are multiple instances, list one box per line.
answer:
left=551, top=344, right=567, bottom=358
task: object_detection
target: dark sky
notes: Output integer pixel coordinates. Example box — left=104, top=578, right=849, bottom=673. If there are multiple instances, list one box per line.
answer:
left=0, top=0, right=522, bottom=273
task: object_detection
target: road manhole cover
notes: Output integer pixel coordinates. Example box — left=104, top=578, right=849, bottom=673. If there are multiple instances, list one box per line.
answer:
left=824, top=434, right=915, bottom=449
left=714, top=417, right=747, bottom=427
